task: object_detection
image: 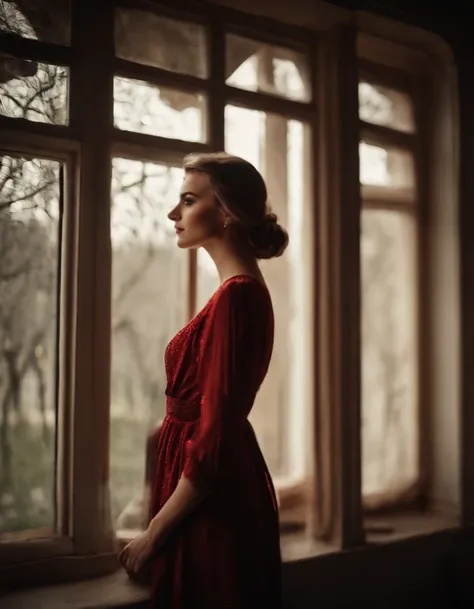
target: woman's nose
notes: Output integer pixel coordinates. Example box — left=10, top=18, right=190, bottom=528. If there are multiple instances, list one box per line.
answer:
left=167, top=204, right=181, bottom=221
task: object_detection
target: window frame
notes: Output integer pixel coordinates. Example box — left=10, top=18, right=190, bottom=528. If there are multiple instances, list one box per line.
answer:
left=356, top=28, right=463, bottom=534
left=0, top=134, right=79, bottom=560
left=0, top=0, right=117, bottom=587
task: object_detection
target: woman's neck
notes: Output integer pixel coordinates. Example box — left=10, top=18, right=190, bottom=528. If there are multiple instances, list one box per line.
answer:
left=203, top=238, right=261, bottom=285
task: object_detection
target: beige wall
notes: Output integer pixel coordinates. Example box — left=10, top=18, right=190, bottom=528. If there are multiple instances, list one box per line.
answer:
left=427, top=60, right=461, bottom=514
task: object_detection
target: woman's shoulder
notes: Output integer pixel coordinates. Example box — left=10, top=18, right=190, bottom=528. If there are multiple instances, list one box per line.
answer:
left=200, top=275, right=273, bottom=342
left=207, top=274, right=271, bottom=319
left=215, top=274, right=269, bottom=301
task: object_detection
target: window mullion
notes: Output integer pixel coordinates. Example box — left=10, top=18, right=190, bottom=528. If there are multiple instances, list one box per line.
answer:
left=360, top=122, right=415, bottom=149
left=312, top=24, right=364, bottom=549
left=208, top=16, right=226, bottom=151
left=224, top=86, right=317, bottom=121
left=0, top=31, right=72, bottom=64
left=69, top=0, right=115, bottom=557
left=114, top=58, right=210, bottom=94
left=111, top=129, right=211, bottom=156
left=336, top=23, right=364, bottom=550
left=190, top=16, right=225, bottom=319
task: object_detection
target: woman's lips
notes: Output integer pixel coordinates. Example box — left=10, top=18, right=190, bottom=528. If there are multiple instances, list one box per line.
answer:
left=175, top=227, right=184, bottom=234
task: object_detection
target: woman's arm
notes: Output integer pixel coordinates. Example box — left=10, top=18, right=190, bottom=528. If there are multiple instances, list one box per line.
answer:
left=119, top=476, right=206, bottom=574
left=147, top=475, right=206, bottom=542
left=150, top=280, right=264, bottom=538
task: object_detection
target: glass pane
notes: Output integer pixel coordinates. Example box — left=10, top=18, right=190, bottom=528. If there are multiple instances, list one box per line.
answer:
left=215, top=105, right=312, bottom=484
left=361, top=209, right=418, bottom=499
left=226, top=34, right=310, bottom=102
left=359, top=82, right=415, bottom=133
left=110, top=158, right=187, bottom=534
left=0, top=0, right=70, bottom=45
left=359, top=142, right=415, bottom=191
left=114, top=76, right=206, bottom=142
left=0, top=155, right=62, bottom=537
left=0, top=57, right=68, bottom=125
left=115, top=8, right=207, bottom=78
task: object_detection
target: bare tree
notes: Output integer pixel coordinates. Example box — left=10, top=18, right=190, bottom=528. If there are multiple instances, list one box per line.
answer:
left=0, top=2, right=192, bottom=531
left=0, top=154, right=59, bottom=484
left=0, top=0, right=69, bottom=46
left=0, top=3, right=67, bottom=530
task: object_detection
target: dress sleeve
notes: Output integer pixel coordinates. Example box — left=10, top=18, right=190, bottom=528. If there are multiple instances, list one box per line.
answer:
left=183, top=280, right=265, bottom=490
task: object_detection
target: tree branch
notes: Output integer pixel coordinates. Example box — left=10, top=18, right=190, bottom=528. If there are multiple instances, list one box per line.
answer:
left=0, top=261, right=31, bottom=282
left=0, top=179, right=56, bottom=211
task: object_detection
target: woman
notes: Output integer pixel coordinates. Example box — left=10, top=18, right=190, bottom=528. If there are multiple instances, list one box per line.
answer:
left=119, top=152, right=288, bottom=608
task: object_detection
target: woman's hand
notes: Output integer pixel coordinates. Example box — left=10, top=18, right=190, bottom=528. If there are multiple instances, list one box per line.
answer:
left=118, top=529, right=156, bottom=575
left=118, top=474, right=202, bottom=577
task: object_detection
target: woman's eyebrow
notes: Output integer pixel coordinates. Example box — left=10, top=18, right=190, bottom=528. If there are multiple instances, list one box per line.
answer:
left=179, top=190, right=198, bottom=198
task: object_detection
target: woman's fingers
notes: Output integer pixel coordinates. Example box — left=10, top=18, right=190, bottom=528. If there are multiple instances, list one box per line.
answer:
left=126, top=554, right=140, bottom=573
left=118, top=546, right=128, bottom=566
left=119, top=546, right=132, bottom=570
left=118, top=540, right=147, bottom=574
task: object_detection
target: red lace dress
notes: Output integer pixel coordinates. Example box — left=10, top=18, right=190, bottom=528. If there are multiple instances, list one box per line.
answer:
left=149, top=275, right=281, bottom=609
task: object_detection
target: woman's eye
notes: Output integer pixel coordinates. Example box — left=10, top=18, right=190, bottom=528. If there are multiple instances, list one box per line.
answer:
left=183, top=197, right=195, bottom=206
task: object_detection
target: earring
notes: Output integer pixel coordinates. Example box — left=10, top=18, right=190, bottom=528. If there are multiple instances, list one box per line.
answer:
left=224, top=220, right=228, bottom=229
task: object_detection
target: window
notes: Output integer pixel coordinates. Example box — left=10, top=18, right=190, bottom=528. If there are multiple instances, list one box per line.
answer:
left=0, top=0, right=70, bottom=45
left=0, top=0, right=461, bottom=592
left=110, top=159, right=188, bottom=529
left=359, top=76, right=420, bottom=506
left=113, top=77, right=206, bottom=141
left=115, top=8, right=208, bottom=78
left=0, top=0, right=78, bottom=579
left=224, top=105, right=312, bottom=481
left=358, top=82, right=414, bottom=133
left=0, top=154, right=63, bottom=539
left=226, top=34, right=311, bottom=102
left=0, top=60, right=69, bottom=125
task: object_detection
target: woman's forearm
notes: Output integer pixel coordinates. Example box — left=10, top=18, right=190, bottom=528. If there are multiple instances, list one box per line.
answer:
left=147, top=475, right=206, bottom=542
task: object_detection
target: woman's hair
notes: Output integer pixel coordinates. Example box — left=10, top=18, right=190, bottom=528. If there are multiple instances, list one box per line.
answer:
left=183, top=152, right=289, bottom=259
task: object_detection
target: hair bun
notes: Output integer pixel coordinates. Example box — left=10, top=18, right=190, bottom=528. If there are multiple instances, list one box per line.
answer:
left=247, top=212, right=289, bottom=260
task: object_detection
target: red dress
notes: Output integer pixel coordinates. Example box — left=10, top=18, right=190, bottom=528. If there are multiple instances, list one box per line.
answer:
left=149, top=275, right=281, bottom=608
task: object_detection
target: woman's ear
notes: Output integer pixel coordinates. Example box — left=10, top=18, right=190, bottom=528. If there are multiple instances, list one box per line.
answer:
left=220, top=208, right=232, bottom=229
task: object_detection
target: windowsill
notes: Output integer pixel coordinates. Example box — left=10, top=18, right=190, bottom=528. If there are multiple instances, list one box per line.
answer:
left=1, top=538, right=331, bottom=609
left=1, top=512, right=460, bottom=609
left=1, top=569, right=151, bottom=609
left=364, top=510, right=459, bottom=544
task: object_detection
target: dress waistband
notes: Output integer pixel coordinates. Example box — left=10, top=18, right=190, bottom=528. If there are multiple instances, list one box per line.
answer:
left=166, top=394, right=201, bottom=422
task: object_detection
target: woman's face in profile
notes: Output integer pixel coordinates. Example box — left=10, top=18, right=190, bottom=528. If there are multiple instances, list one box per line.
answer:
left=168, top=171, right=226, bottom=250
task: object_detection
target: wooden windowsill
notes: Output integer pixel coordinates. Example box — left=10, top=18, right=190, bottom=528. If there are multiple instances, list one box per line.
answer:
left=0, top=533, right=335, bottom=609
left=1, top=513, right=461, bottom=609
left=1, top=569, right=151, bottom=609
left=364, top=510, right=459, bottom=544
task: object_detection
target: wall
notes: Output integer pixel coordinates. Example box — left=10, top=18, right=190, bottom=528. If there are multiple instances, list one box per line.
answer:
left=426, top=59, right=461, bottom=515
left=283, top=527, right=474, bottom=609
